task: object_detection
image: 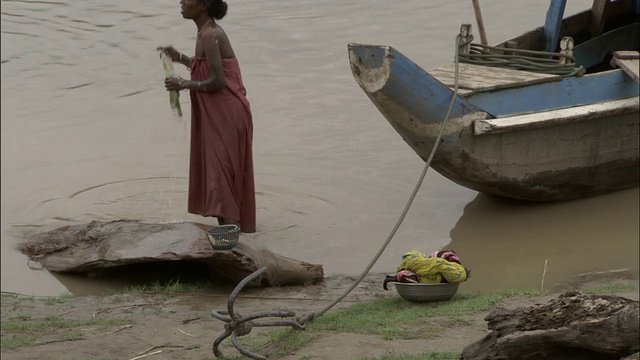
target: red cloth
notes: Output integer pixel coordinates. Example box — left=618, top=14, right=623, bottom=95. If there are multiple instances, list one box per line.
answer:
left=188, top=57, right=256, bottom=233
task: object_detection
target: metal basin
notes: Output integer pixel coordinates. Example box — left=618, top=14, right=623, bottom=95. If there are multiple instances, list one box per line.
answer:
left=393, top=282, right=459, bottom=302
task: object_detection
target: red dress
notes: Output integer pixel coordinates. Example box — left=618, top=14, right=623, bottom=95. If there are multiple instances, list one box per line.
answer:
left=188, top=57, right=256, bottom=233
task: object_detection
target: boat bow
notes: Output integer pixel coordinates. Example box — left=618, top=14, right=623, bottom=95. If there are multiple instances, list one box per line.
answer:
left=347, top=43, right=492, bottom=160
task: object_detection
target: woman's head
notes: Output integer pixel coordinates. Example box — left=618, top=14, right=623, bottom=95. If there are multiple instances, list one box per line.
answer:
left=180, top=0, right=227, bottom=20
left=198, top=0, right=227, bottom=20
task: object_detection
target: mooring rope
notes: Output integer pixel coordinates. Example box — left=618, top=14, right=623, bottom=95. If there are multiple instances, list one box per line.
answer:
left=458, top=40, right=585, bottom=77
left=303, top=35, right=465, bottom=321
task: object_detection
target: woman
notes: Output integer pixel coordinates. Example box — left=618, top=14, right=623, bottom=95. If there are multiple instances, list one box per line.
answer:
left=159, top=0, right=256, bottom=233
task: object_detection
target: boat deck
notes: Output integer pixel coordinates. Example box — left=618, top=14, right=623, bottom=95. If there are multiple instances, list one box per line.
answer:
left=610, top=51, right=640, bottom=83
left=431, top=63, right=562, bottom=97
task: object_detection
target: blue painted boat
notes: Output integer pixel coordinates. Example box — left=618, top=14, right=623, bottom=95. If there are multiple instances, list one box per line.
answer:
left=348, top=0, right=639, bottom=201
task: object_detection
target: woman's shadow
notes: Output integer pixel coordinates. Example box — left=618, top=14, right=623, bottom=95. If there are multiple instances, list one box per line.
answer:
left=443, top=187, right=639, bottom=293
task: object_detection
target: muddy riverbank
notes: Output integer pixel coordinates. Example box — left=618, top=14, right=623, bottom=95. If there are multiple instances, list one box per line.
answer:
left=2, top=273, right=637, bottom=360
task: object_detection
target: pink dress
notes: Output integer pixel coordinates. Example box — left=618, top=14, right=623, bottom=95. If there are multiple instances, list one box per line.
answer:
left=188, top=57, right=256, bottom=233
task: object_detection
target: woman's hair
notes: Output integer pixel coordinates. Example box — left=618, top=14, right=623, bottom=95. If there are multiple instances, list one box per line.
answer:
left=198, top=0, right=228, bottom=20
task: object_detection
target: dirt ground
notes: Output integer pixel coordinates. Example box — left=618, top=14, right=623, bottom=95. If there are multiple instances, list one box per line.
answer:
left=1, top=274, right=638, bottom=360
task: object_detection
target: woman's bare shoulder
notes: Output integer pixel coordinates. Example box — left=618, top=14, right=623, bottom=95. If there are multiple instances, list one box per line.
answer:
left=202, top=26, right=234, bottom=57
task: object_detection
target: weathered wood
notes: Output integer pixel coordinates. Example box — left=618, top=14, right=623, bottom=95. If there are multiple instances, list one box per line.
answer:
left=573, top=22, right=640, bottom=69
left=461, top=291, right=640, bottom=360
left=467, top=67, right=638, bottom=116
left=471, top=0, right=488, bottom=46
left=503, top=41, right=518, bottom=56
left=474, top=97, right=639, bottom=136
left=611, top=51, right=640, bottom=83
left=613, top=51, right=640, bottom=60
left=349, top=43, right=640, bottom=201
left=544, top=0, right=568, bottom=52
left=459, top=24, right=472, bottom=55
left=17, top=220, right=324, bottom=287
left=431, top=62, right=561, bottom=96
left=590, top=0, right=610, bottom=37
left=559, top=36, right=574, bottom=65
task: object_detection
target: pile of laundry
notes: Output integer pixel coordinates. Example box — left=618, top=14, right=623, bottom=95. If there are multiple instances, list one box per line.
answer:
left=383, top=250, right=471, bottom=290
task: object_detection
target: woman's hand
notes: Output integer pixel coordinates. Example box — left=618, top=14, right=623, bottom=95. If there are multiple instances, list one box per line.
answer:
left=157, top=46, right=181, bottom=62
left=165, top=76, right=186, bottom=91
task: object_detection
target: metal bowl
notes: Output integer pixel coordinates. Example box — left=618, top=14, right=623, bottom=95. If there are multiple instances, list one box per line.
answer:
left=392, top=282, right=459, bottom=302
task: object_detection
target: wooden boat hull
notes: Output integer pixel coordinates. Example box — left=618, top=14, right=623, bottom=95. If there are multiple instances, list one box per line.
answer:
left=348, top=44, right=639, bottom=201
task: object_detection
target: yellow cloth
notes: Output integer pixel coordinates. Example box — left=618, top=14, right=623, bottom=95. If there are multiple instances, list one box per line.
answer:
left=397, top=250, right=467, bottom=284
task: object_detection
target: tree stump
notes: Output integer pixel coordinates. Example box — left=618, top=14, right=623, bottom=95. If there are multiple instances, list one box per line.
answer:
left=17, top=220, right=324, bottom=287
left=461, top=291, right=639, bottom=360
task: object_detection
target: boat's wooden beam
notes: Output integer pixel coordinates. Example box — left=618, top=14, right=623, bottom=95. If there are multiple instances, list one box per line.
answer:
left=611, top=51, right=640, bottom=83
left=590, top=0, right=639, bottom=37
left=573, top=22, right=640, bottom=69
left=474, top=97, right=639, bottom=136
left=472, top=0, right=488, bottom=45
left=544, top=0, right=568, bottom=53
left=590, top=0, right=611, bottom=37
left=466, top=68, right=639, bottom=116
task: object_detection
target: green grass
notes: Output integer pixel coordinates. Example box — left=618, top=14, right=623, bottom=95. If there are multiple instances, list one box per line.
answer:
left=1, top=315, right=129, bottom=351
left=264, top=329, right=321, bottom=358
left=250, top=288, right=542, bottom=359
left=1, top=292, right=20, bottom=299
left=583, top=282, right=638, bottom=294
left=12, top=312, right=33, bottom=321
left=113, top=278, right=221, bottom=294
left=107, top=294, right=132, bottom=304
left=310, top=288, right=541, bottom=336
left=1, top=292, right=72, bottom=305
left=0, top=336, right=32, bottom=350
left=40, top=295, right=73, bottom=305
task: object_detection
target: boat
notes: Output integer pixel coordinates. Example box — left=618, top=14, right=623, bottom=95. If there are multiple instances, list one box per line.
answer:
left=348, top=0, right=639, bottom=201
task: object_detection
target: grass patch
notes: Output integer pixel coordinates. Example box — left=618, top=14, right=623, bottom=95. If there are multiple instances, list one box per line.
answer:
left=12, top=312, right=33, bottom=321
left=311, top=288, right=540, bottom=336
left=247, top=288, right=542, bottom=359
left=107, top=294, right=133, bottom=304
left=1, top=315, right=129, bottom=351
left=1, top=292, right=21, bottom=299
left=40, top=295, right=73, bottom=305
left=0, top=336, right=31, bottom=350
left=583, top=282, right=638, bottom=294
left=113, top=278, right=222, bottom=294
left=263, top=328, right=321, bottom=359
left=361, top=350, right=459, bottom=360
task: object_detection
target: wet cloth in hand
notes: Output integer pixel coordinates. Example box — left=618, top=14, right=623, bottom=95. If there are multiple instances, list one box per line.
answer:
left=397, top=250, right=468, bottom=284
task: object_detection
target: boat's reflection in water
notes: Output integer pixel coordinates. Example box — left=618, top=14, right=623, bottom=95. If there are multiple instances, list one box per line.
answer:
left=445, top=187, right=639, bottom=293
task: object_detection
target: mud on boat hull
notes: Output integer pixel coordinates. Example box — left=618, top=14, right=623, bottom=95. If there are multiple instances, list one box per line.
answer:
left=348, top=44, right=639, bottom=201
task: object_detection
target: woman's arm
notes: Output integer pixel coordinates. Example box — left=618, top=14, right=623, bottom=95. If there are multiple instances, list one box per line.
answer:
left=178, top=53, right=193, bottom=69
left=181, top=30, right=225, bottom=92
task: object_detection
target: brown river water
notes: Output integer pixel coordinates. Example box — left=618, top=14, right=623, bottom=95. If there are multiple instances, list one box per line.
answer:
left=1, top=0, right=638, bottom=297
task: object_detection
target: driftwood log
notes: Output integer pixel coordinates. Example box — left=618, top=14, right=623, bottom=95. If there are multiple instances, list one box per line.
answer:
left=461, top=291, right=639, bottom=360
left=17, top=220, right=324, bottom=287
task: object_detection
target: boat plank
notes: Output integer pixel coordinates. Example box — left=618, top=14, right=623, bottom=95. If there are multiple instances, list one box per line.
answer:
left=544, top=0, right=568, bottom=52
left=431, top=63, right=561, bottom=97
left=573, top=22, right=640, bottom=69
left=611, top=51, right=640, bottom=83
left=590, top=0, right=610, bottom=37
left=474, top=97, right=639, bottom=135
